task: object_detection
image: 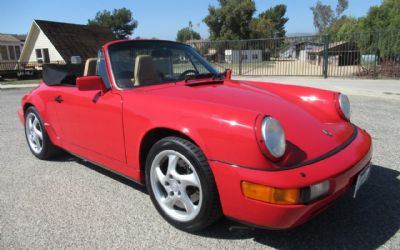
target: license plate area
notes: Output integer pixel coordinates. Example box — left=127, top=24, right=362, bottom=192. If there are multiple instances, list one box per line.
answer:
left=353, top=164, right=371, bottom=198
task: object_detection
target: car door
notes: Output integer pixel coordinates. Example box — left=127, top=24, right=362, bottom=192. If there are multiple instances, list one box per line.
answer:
left=54, top=53, right=126, bottom=164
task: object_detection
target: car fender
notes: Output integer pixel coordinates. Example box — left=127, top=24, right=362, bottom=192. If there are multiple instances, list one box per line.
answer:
left=20, top=83, right=62, bottom=146
left=121, top=92, right=274, bottom=180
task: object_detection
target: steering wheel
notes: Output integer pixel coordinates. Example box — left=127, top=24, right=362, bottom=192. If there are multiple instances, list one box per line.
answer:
left=179, top=69, right=198, bottom=79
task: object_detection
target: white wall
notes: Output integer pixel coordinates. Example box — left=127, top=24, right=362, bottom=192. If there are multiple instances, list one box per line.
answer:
left=225, top=50, right=263, bottom=64
left=279, top=46, right=296, bottom=59
left=20, top=23, right=64, bottom=63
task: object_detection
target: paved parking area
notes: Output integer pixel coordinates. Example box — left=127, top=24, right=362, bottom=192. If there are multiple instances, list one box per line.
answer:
left=0, top=83, right=399, bottom=249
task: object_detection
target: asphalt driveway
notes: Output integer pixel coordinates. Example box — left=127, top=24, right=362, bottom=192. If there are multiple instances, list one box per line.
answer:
left=0, top=82, right=399, bottom=249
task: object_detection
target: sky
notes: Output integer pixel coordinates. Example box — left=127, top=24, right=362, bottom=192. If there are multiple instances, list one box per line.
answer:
left=1, top=0, right=383, bottom=40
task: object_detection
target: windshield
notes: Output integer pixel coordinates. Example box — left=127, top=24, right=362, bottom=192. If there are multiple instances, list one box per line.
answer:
left=108, top=41, right=220, bottom=89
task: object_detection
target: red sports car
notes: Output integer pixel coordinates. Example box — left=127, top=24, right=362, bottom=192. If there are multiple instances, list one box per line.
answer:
left=19, top=40, right=372, bottom=232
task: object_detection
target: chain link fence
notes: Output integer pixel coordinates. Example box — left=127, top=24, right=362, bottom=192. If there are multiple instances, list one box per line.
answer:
left=188, top=30, right=400, bottom=78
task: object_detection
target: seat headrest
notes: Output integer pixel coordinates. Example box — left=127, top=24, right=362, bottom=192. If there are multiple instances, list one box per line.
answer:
left=84, top=58, right=97, bottom=76
left=134, top=55, right=161, bottom=86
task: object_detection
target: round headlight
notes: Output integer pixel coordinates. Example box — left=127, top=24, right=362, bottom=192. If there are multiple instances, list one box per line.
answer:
left=261, top=117, right=286, bottom=159
left=338, top=93, right=351, bottom=121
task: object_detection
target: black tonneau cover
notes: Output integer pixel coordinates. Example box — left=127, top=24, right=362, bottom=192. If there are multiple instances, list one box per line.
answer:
left=42, top=64, right=83, bottom=86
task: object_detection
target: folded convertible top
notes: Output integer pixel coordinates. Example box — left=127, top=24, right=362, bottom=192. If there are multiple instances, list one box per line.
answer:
left=42, top=64, right=84, bottom=86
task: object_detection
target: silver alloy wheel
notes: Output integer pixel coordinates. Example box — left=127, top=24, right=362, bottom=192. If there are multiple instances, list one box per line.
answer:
left=25, top=112, right=43, bottom=154
left=150, top=150, right=202, bottom=222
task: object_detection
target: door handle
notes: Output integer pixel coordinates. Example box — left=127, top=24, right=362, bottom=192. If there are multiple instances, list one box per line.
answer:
left=54, top=95, right=64, bottom=103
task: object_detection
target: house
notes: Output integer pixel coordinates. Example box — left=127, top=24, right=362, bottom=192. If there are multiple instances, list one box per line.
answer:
left=19, top=20, right=115, bottom=65
left=0, top=34, right=25, bottom=73
left=0, top=34, right=24, bottom=62
left=0, top=34, right=26, bottom=71
left=225, top=49, right=262, bottom=64
left=13, top=34, right=27, bottom=44
left=308, top=41, right=360, bottom=66
left=279, top=41, right=323, bottom=61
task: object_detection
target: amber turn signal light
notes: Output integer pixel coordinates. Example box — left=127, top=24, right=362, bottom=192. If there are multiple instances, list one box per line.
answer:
left=241, top=181, right=300, bottom=205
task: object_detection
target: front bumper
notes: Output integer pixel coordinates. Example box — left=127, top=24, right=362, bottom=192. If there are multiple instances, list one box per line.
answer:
left=209, top=127, right=372, bottom=229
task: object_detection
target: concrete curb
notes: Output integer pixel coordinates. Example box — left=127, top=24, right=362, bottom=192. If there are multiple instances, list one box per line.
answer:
left=233, top=76, right=400, bottom=100
left=0, top=83, right=39, bottom=90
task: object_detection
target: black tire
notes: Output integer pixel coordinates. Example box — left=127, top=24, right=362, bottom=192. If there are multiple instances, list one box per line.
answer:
left=145, top=136, right=222, bottom=232
left=24, top=106, right=61, bottom=159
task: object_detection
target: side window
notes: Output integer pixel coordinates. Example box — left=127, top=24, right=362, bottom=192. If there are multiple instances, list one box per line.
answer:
left=172, top=50, right=194, bottom=75
left=15, top=46, right=21, bottom=59
left=96, top=50, right=111, bottom=89
left=0, top=46, right=9, bottom=60
left=171, top=50, right=208, bottom=75
left=8, top=46, right=16, bottom=60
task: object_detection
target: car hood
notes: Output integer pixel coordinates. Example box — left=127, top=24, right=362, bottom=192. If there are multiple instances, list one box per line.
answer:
left=135, top=79, right=355, bottom=167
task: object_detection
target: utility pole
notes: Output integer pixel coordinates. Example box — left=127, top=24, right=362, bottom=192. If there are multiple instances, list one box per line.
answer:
left=189, top=21, right=193, bottom=41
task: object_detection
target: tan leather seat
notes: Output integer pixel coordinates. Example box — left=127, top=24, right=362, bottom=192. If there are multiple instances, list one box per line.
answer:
left=134, top=55, right=160, bottom=86
left=84, top=58, right=97, bottom=76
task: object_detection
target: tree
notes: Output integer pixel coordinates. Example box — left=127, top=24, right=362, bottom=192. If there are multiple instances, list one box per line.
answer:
left=250, top=17, right=275, bottom=39
left=88, top=8, right=138, bottom=39
left=203, top=0, right=256, bottom=40
left=324, top=0, right=400, bottom=57
left=326, top=16, right=358, bottom=36
left=358, top=0, right=400, bottom=31
left=310, top=1, right=335, bottom=33
left=204, top=0, right=288, bottom=40
left=336, top=0, right=349, bottom=17
left=310, top=0, right=348, bottom=33
left=176, top=27, right=201, bottom=42
left=354, top=0, right=400, bottom=57
left=250, top=4, right=288, bottom=39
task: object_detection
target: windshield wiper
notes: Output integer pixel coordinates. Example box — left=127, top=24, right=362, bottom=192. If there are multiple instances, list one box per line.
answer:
left=184, top=73, right=224, bottom=86
left=184, top=72, right=224, bottom=82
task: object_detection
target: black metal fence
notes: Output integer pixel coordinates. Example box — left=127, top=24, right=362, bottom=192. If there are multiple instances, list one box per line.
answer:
left=2, top=31, right=399, bottom=79
left=187, top=30, right=400, bottom=78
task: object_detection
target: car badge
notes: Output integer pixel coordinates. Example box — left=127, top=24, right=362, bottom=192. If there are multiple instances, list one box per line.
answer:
left=322, top=129, right=333, bottom=136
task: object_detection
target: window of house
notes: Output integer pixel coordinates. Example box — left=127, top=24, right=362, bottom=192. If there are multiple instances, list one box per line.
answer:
left=252, top=54, right=258, bottom=59
left=35, top=48, right=51, bottom=63
left=0, top=46, right=9, bottom=60
left=15, top=46, right=21, bottom=59
left=35, top=49, right=43, bottom=63
left=8, top=46, right=16, bottom=60
left=43, top=49, right=50, bottom=63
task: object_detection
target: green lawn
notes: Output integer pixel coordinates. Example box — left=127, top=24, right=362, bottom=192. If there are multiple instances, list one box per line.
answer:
left=0, top=79, right=40, bottom=85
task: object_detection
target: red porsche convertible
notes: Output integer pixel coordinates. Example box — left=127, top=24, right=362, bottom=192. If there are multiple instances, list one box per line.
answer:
left=19, top=40, right=372, bottom=232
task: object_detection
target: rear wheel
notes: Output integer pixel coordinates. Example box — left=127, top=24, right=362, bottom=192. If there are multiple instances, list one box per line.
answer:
left=24, top=107, right=60, bottom=159
left=145, top=136, right=222, bottom=232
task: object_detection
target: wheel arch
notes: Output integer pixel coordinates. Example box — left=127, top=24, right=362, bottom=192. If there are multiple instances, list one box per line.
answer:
left=139, top=127, right=204, bottom=182
left=23, top=103, right=35, bottom=115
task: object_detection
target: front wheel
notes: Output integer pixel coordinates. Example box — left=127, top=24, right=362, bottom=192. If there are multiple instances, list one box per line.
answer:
left=145, top=137, right=222, bottom=232
left=24, top=107, right=60, bottom=159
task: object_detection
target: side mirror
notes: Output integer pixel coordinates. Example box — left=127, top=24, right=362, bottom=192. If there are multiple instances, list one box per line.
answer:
left=224, top=69, right=232, bottom=80
left=76, top=76, right=107, bottom=93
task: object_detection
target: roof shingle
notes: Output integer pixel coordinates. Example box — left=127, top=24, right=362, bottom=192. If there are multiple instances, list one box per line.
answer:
left=0, top=34, right=20, bottom=43
left=34, top=20, right=116, bottom=62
